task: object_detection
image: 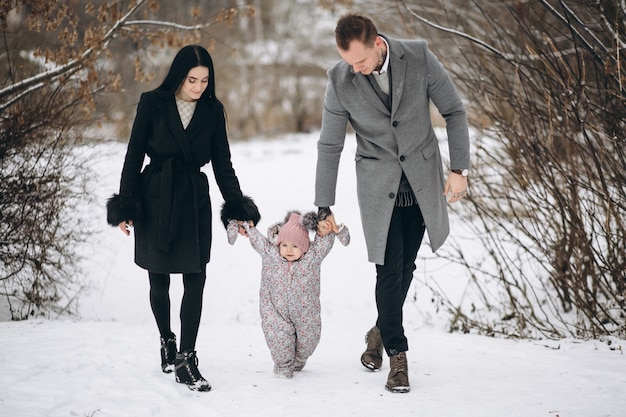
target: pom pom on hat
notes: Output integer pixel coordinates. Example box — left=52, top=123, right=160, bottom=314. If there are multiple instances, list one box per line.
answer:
left=300, top=211, right=319, bottom=232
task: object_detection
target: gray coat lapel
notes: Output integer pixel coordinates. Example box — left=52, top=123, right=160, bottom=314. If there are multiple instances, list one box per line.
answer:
left=387, top=38, right=407, bottom=120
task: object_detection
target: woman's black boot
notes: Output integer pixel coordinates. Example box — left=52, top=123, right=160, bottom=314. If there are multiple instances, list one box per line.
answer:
left=160, top=335, right=177, bottom=373
left=175, top=350, right=211, bottom=392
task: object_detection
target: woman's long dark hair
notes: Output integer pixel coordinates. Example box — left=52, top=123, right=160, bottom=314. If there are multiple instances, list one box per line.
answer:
left=154, top=45, right=221, bottom=107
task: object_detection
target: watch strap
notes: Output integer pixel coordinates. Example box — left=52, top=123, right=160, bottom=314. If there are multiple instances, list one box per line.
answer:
left=452, top=169, right=469, bottom=177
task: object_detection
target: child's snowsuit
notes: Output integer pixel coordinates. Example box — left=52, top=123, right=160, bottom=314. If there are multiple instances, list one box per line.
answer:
left=227, top=219, right=350, bottom=377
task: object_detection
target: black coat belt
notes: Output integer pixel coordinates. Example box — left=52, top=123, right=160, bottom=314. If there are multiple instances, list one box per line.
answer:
left=152, top=158, right=200, bottom=253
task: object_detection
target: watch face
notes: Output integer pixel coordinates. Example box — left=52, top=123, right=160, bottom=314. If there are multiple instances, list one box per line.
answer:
left=462, top=169, right=469, bottom=177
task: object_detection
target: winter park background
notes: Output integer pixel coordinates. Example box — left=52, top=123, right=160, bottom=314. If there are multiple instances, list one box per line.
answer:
left=2, top=1, right=626, bottom=416
left=1, top=131, right=624, bottom=417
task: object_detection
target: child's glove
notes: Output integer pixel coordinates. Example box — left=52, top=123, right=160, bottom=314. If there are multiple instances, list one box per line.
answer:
left=226, top=219, right=240, bottom=245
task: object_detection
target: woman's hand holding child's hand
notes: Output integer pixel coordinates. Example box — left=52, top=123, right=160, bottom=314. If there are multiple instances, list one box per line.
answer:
left=118, top=220, right=133, bottom=236
left=237, top=220, right=253, bottom=237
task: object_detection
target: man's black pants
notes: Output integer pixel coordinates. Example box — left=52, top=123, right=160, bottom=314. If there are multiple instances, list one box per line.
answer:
left=375, top=203, right=425, bottom=356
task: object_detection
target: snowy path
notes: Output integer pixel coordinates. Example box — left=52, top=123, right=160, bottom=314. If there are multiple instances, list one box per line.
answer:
left=1, top=134, right=624, bottom=417
left=2, top=317, right=624, bottom=417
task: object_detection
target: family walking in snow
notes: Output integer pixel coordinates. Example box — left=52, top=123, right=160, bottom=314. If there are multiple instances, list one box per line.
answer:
left=106, top=10, right=469, bottom=394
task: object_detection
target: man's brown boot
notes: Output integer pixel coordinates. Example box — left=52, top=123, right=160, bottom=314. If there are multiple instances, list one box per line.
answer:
left=385, top=351, right=410, bottom=393
left=360, top=326, right=383, bottom=371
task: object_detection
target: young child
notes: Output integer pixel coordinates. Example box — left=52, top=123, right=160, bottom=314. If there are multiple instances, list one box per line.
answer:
left=225, top=210, right=349, bottom=378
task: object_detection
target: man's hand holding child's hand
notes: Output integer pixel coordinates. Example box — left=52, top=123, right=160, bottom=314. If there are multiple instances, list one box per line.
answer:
left=316, top=208, right=339, bottom=236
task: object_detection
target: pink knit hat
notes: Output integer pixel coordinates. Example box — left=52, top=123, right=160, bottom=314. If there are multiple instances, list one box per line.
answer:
left=277, top=212, right=310, bottom=253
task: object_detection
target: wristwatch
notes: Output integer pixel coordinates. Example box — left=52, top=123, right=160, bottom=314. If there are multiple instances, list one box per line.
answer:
left=452, top=169, right=469, bottom=177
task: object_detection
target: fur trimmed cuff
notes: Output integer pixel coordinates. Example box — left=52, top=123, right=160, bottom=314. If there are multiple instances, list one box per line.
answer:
left=220, top=195, right=261, bottom=228
left=106, top=193, right=142, bottom=227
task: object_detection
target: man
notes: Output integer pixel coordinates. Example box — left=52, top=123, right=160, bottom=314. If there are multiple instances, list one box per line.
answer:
left=315, top=14, right=470, bottom=393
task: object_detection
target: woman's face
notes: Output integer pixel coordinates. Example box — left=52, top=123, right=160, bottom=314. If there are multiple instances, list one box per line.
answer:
left=177, top=66, right=209, bottom=101
left=279, top=241, right=303, bottom=262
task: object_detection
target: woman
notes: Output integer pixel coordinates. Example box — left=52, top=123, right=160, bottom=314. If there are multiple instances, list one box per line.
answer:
left=106, top=45, right=259, bottom=392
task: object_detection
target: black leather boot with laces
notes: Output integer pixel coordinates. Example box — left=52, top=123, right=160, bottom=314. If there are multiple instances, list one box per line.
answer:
left=160, top=335, right=177, bottom=373
left=175, top=350, right=211, bottom=392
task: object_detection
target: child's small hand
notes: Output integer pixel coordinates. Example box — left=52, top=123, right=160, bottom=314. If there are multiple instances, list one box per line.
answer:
left=237, top=220, right=253, bottom=237
left=326, top=214, right=340, bottom=234
left=317, top=220, right=331, bottom=236
left=317, top=214, right=339, bottom=236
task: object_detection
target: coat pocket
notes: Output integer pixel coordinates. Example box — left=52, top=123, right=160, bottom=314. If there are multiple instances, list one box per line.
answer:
left=355, top=154, right=379, bottom=162
left=420, top=137, right=438, bottom=160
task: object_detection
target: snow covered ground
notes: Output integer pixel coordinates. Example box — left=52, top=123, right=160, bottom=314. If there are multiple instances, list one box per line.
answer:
left=1, top=133, right=624, bottom=417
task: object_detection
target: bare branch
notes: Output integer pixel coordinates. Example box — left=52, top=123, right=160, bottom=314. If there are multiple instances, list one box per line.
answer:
left=0, top=0, right=146, bottom=102
left=123, top=19, right=214, bottom=31
left=399, top=1, right=516, bottom=65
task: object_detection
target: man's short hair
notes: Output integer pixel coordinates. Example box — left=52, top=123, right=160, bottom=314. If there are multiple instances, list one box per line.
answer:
left=335, top=13, right=378, bottom=51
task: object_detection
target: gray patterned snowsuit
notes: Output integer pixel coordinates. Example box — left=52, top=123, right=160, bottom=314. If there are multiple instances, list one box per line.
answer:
left=228, top=221, right=350, bottom=376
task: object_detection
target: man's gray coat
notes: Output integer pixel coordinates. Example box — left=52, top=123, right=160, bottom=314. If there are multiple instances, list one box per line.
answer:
left=315, top=36, right=470, bottom=265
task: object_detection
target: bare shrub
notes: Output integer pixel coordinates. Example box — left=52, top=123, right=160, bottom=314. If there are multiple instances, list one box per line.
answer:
left=400, top=0, right=626, bottom=339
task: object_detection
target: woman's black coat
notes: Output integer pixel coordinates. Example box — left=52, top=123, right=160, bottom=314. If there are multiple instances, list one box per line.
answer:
left=108, top=91, right=244, bottom=274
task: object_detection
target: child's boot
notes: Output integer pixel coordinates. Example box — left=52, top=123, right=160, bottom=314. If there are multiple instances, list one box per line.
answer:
left=273, top=364, right=294, bottom=379
left=294, top=356, right=307, bottom=372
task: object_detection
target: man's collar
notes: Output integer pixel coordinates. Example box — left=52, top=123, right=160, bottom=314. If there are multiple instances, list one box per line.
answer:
left=375, top=36, right=390, bottom=75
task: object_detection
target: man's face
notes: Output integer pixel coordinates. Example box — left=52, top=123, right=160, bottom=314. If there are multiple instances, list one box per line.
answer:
left=337, top=37, right=383, bottom=75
